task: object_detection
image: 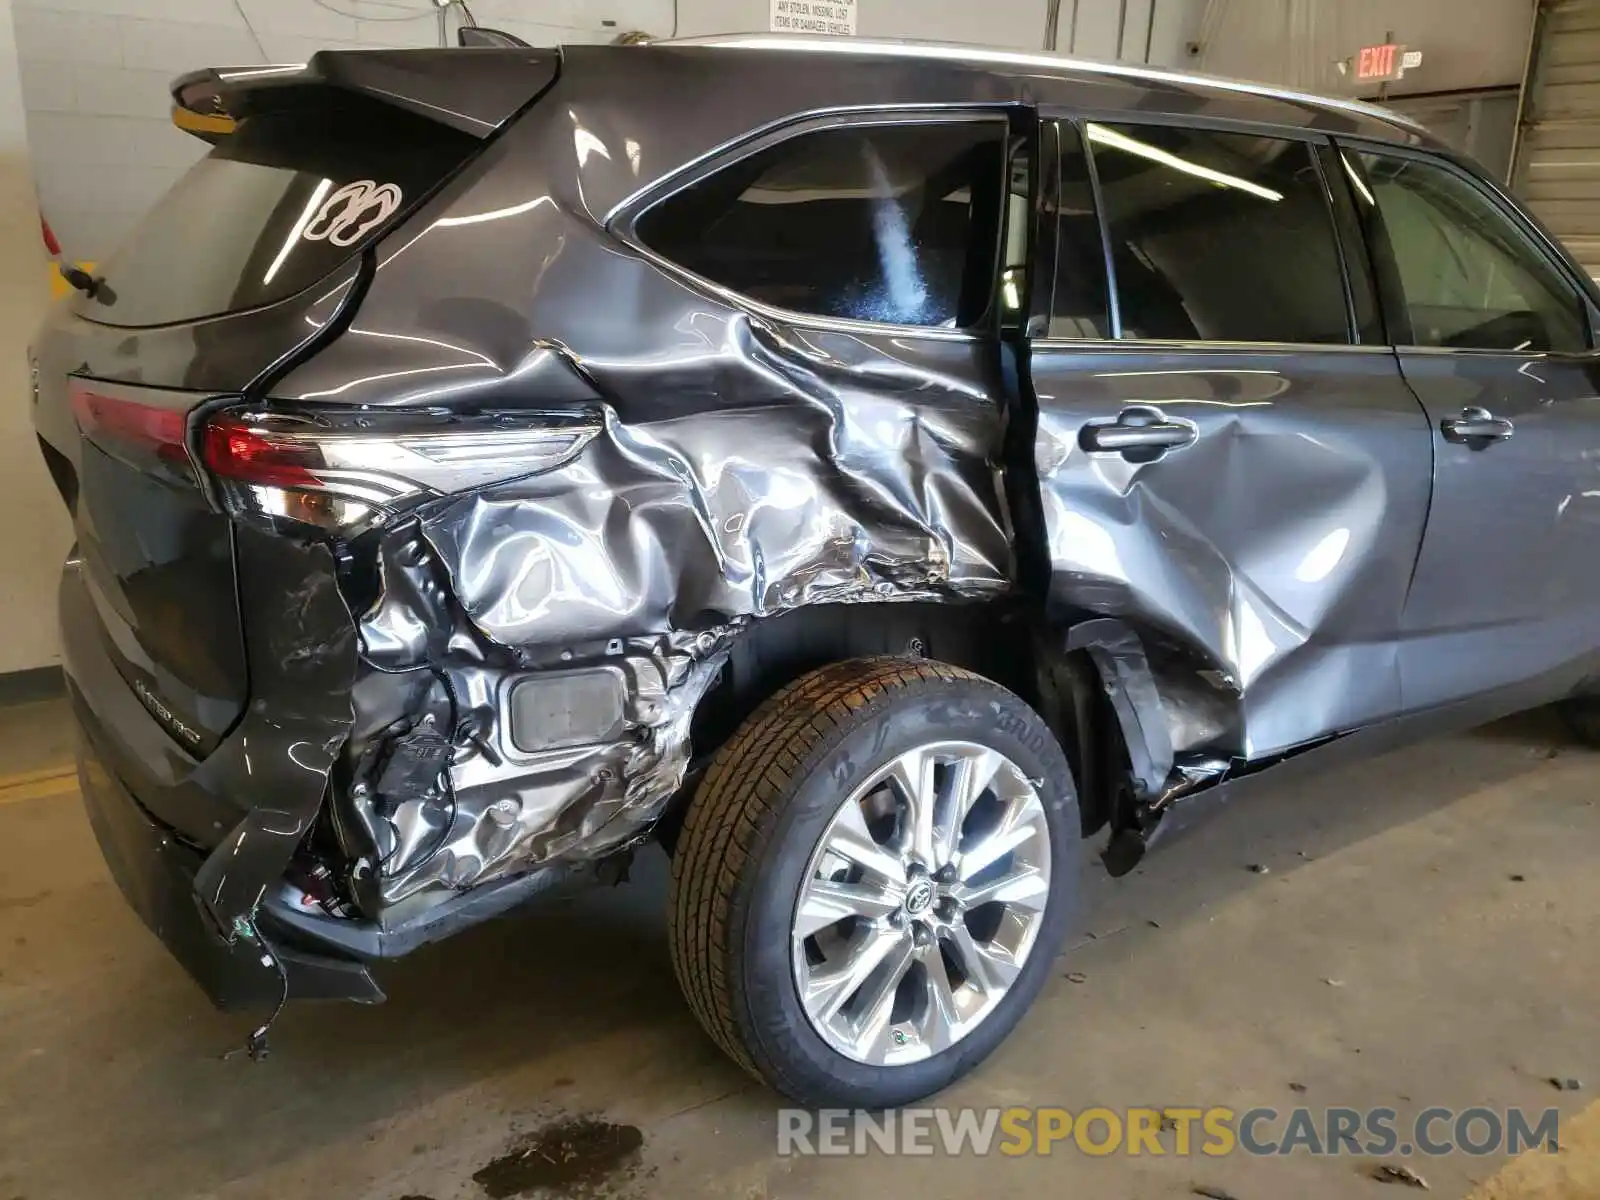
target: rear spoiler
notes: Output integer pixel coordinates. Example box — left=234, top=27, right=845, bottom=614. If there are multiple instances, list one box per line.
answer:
left=170, top=46, right=560, bottom=143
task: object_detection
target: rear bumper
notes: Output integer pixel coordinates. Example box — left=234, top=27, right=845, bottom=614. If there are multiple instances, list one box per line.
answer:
left=74, top=719, right=382, bottom=1010
left=61, top=539, right=383, bottom=1011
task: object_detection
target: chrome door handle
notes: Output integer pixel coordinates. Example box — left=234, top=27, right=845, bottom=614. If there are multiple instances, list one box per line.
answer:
left=1079, top=405, right=1198, bottom=463
left=1441, top=406, right=1514, bottom=448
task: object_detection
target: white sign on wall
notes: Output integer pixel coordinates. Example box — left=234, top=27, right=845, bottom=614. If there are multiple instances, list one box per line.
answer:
left=770, top=0, right=858, bottom=36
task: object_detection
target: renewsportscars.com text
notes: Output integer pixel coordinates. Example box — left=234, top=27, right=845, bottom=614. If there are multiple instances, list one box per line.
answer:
left=777, top=1106, right=1561, bottom=1158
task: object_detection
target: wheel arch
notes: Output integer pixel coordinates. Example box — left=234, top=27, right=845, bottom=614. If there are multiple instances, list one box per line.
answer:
left=667, top=602, right=1194, bottom=848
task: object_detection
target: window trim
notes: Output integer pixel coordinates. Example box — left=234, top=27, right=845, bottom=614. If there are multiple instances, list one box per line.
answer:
left=609, top=105, right=1020, bottom=342
left=1333, top=137, right=1599, bottom=356
left=1078, top=116, right=1123, bottom=340
left=1032, top=115, right=1370, bottom=351
left=1317, top=141, right=1392, bottom=347
left=1024, top=118, right=1063, bottom=339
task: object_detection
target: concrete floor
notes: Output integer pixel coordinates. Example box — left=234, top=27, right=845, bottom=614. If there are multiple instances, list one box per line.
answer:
left=0, top=695, right=1595, bottom=1200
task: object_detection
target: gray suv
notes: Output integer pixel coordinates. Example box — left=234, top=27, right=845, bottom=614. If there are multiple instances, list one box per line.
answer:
left=31, top=34, right=1600, bottom=1109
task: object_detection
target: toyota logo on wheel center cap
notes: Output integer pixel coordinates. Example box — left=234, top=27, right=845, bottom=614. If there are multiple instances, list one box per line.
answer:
left=904, top=879, right=935, bottom=916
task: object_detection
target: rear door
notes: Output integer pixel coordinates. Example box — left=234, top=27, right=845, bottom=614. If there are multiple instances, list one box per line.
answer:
left=1340, top=144, right=1600, bottom=710
left=1023, top=118, right=1434, bottom=760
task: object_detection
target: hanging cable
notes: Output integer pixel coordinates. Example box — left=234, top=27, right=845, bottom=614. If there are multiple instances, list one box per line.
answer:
left=229, top=0, right=269, bottom=61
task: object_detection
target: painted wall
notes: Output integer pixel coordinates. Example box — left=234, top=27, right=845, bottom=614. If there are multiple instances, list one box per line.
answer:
left=1197, top=0, right=1534, bottom=98
left=0, top=0, right=70, bottom=674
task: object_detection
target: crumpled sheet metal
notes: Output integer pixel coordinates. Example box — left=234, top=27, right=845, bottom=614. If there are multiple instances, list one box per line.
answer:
left=1032, top=353, right=1432, bottom=760
left=357, top=626, right=733, bottom=906
left=422, top=374, right=1011, bottom=649
left=339, top=324, right=1010, bottom=910
left=345, top=527, right=747, bottom=908
left=401, top=633, right=728, bottom=904
left=197, top=529, right=358, bottom=933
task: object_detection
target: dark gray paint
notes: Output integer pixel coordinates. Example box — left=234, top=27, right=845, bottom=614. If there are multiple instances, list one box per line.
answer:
left=1026, top=345, right=1435, bottom=757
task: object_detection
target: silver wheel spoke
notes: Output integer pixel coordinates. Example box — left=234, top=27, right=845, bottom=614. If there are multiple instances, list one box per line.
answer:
left=804, top=924, right=905, bottom=1021
left=919, top=943, right=961, bottom=1055
left=945, top=923, right=1022, bottom=998
left=825, top=799, right=907, bottom=886
left=954, top=863, right=1050, bottom=911
left=850, top=936, right=917, bottom=1060
left=795, top=877, right=903, bottom=940
left=885, top=746, right=940, bottom=866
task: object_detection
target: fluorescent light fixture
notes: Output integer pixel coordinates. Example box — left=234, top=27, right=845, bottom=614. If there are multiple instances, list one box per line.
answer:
left=263, top=177, right=333, bottom=285
left=1086, top=123, right=1283, bottom=202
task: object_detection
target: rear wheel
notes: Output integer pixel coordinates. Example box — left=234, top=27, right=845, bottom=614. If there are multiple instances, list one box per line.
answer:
left=667, top=657, right=1080, bottom=1108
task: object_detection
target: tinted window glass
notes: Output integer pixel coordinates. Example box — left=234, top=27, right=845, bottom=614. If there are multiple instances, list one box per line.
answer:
left=1357, top=151, right=1588, bottom=352
left=636, top=121, right=1007, bottom=329
left=79, top=97, right=477, bottom=328
left=1049, top=120, right=1112, bottom=338
left=1087, top=124, right=1350, bottom=344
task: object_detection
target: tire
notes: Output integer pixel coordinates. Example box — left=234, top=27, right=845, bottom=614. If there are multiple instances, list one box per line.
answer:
left=667, top=656, right=1080, bottom=1108
left=1560, top=696, right=1600, bottom=746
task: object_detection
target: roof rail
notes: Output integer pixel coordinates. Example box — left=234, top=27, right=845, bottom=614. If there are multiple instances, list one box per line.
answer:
left=664, top=34, right=1427, bottom=135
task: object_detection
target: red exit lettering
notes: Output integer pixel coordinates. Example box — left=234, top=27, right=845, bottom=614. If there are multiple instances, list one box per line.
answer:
left=1357, top=43, right=1400, bottom=81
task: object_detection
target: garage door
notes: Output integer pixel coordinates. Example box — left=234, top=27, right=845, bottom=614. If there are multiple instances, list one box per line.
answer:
left=1515, top=0, right=1600, bottom=278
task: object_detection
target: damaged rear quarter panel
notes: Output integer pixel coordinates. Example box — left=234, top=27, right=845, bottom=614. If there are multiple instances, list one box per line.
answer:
left=274, top=63, right=1017, bottom=911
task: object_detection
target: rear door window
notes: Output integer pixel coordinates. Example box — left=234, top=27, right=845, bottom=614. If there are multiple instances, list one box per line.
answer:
left=1085, top=123, right=1352, bottom=344
left=1354, top=150, right=1589, bottom=352
left=78, top=97, right=478, bottom=328
left=635, top=118, right=1008, bottom=330
left=1047, top=119, right=1112, bottom=338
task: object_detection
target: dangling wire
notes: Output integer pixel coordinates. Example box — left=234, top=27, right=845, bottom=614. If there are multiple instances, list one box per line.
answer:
left=229, top=0, right=269, bottom=60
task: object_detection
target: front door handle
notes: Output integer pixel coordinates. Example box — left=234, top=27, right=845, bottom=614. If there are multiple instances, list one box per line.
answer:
left=1079, top=405, right=1198, bottom=464
left=1441, top=406, right=1515, bottom=448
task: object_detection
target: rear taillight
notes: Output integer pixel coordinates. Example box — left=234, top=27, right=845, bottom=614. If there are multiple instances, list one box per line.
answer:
left=200, top=409, right=603, bottom=534
left=202, top=418, right=323, bottom=489
left=68, top=380, right=196, bottom=483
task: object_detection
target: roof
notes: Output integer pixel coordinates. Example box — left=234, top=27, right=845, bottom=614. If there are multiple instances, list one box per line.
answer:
left=663, top=34, right=1426, bottom=141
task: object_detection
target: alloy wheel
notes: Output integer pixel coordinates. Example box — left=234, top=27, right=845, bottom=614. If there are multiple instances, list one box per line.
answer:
left=790, top=740, right=1052, bottom=1066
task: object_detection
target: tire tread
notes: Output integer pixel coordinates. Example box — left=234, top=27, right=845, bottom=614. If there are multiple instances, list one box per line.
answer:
left=667, top=657, right=981, bottom=1091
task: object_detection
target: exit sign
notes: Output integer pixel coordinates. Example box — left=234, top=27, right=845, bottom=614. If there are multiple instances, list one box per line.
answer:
left=1356, top=42, right=1415, bottom=83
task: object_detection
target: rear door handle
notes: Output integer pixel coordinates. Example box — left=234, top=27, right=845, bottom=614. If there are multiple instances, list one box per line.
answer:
left=1441, top=406, right=1514, bottom=447
left=1080, top=405, right=1198, bottom=463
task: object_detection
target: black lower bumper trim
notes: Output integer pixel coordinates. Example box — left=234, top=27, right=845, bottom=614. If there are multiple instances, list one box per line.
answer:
left=76, top=731, right=383, bottom=1012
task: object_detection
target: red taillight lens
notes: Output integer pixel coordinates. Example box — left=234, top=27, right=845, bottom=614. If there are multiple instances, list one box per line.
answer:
left=197, top=406, right=603, bottom=535
left=201, top=416, right=321, bottom=488
left=70, top=382, right=189, bottom=465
